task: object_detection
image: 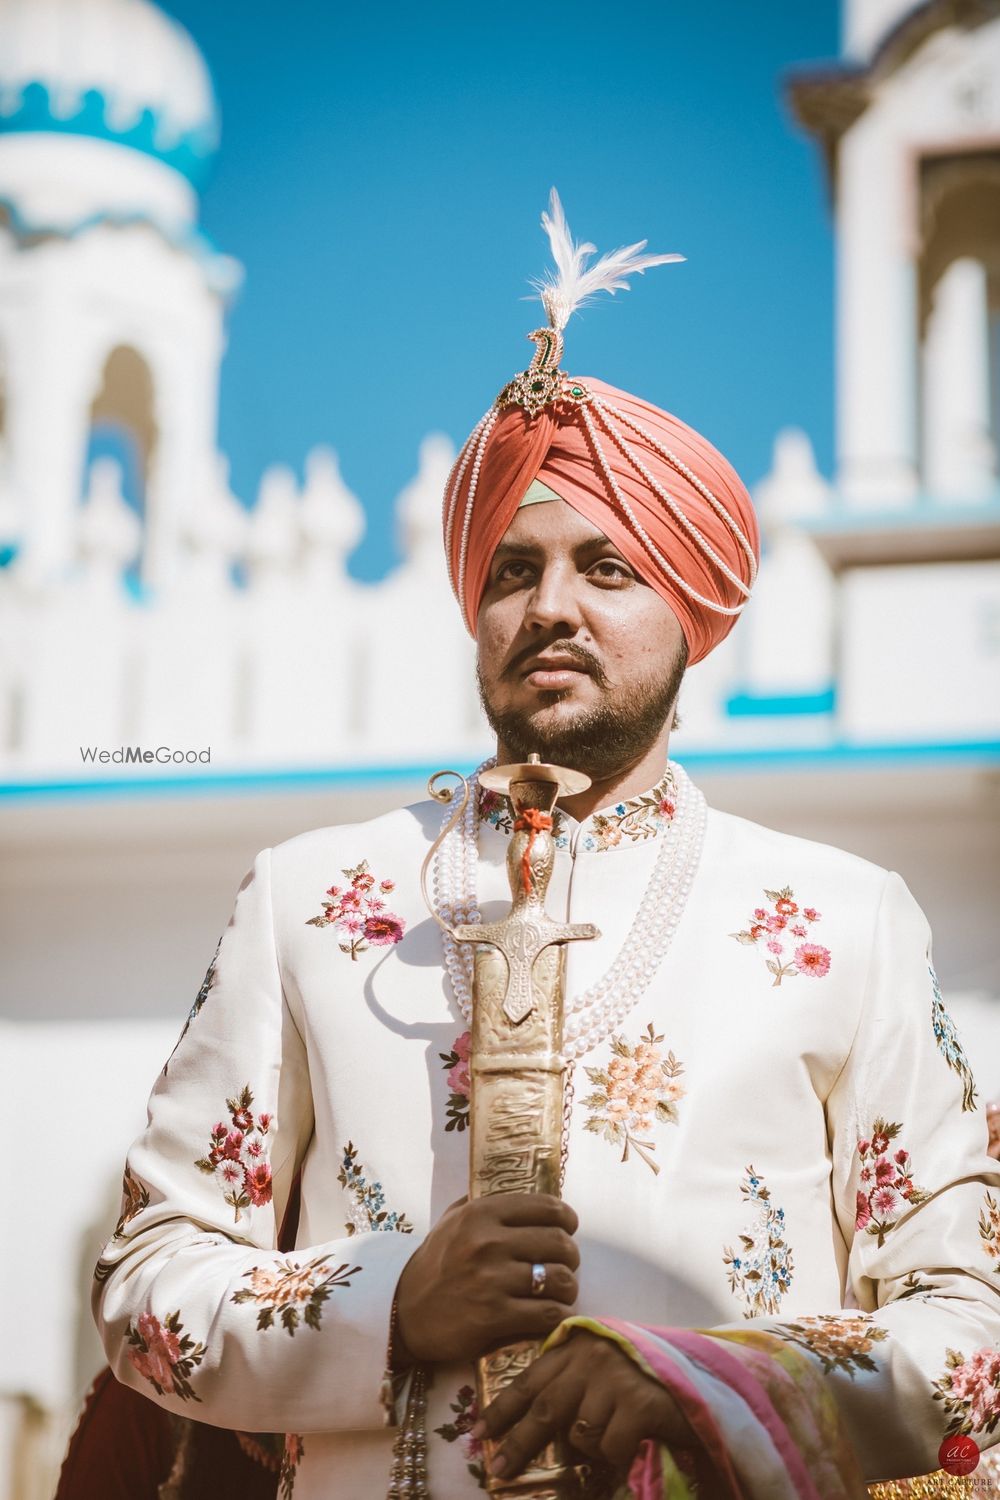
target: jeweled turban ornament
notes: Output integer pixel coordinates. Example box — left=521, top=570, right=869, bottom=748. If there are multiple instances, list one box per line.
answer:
left=442, top=189, right=761, bottom=665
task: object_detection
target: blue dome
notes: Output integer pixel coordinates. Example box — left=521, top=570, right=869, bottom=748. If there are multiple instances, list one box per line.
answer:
left=0, top=0, right=219, bottom=187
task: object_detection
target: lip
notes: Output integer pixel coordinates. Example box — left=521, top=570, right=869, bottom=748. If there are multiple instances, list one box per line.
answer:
left=520, top=655, right=592, bottom=690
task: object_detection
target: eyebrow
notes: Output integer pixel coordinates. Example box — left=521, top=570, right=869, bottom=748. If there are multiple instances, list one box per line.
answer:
left=491, top=536, right=626, bottom=564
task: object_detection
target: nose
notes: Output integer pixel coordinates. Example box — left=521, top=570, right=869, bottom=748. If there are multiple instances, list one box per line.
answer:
left=522, top=559, right=584, bottom=634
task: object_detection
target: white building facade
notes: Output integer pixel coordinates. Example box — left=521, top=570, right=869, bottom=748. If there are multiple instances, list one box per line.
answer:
left=0, top=0, right=998, bottom=1494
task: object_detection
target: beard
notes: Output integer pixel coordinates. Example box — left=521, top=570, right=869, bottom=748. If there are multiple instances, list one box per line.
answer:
left=476, top=640, right=688, bottom=780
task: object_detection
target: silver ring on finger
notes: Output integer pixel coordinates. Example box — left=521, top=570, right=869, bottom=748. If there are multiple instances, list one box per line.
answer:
left=530, top=1262, right=547, bottom=1297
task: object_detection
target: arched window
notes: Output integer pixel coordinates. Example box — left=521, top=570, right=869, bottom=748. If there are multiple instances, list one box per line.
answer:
left=85, top=345, right=157, bottom=593
left=918, top=153, right=1000, bottom=500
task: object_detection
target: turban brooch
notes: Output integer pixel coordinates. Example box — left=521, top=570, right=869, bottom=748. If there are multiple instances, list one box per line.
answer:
left=442, top=191, right=760, bottom=666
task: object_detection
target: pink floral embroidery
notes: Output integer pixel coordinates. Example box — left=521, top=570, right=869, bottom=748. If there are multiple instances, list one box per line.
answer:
left=854, top=1118, right=929, bottom=1246
left=434, top=1384, right=486, bottom=1489
left=582, top=1023, right=685, bottom=1175
left=731, top=886, right=830, bottom=987
left=439, top=1031, right=471, bottom=1132
left=195, top=1085, right=274, bottom=1222
left=126, top=1310, right=205, bottom=1403
left=279, top=1434, right=304, bottom=1498
left=306, top=860, right=405, bottom=959
left=933, top=1346, right=1000, bottom=1436
left=231, top=1256, right=360, bottom=1334
left=776, top=1313, right=889, bottom=1378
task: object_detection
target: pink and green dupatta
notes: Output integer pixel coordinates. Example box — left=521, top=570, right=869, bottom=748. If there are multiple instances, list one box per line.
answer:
left=543, top=1317, right=868, bottom=1500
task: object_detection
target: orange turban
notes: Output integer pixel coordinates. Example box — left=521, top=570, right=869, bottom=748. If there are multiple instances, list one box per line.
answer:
left=443, top=374, right=759, bottom=666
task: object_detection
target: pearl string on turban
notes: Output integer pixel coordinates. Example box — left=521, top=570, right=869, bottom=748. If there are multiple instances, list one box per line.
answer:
left=442, top=191, right=760, bottom=666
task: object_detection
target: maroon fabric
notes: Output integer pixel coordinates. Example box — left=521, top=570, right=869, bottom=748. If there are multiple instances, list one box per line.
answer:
left=55, top=1369, right=173, bottom=1500
left=58, top=1170, right=306, bottom=1498
left=55, top=1370, right=279, bottom=1500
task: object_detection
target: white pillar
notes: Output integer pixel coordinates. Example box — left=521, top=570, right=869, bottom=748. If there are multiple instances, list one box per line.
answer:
left=922, top=257, right=997, bottom=503
left=142, top=315, right=224, bottom=594
left=3, top=284, right=97, bottom=584
left=836, top=125, right=920, bottom=508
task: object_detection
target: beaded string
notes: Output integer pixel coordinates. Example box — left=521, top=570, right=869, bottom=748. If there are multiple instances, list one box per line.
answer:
left=446, top=388, right=756, bottom=631
left=593, top=397, right=758, bottom=596
left=433, top=759, right=706, bottom=1062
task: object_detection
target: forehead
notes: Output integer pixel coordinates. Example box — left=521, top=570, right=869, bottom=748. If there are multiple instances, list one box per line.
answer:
left=498, top=498, right=615, bottom=553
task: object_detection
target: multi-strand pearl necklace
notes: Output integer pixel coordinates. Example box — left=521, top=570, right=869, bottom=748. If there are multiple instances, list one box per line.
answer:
left=432, top=759, right=707, bottom=1061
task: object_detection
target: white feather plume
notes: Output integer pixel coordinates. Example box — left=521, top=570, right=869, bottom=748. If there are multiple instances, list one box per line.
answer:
left=532, top=187, right=684, bottom=331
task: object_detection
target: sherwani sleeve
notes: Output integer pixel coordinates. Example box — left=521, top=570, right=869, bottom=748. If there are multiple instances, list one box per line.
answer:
left=92, top=848, right=421, bottom=1434
left=721, top=870, right=1000, bottom=1481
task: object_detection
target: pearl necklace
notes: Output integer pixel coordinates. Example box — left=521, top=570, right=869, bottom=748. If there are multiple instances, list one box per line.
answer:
left=432, top=758, right=707, bottom=1061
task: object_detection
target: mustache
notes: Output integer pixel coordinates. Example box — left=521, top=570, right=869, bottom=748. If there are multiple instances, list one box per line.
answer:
left=505, top=639, right=610, bottom=690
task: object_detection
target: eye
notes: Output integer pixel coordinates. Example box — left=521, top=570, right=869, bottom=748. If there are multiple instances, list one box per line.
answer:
left=494, top=559, right=535, bottom=584
left=588, top=558, right=634, bottom=584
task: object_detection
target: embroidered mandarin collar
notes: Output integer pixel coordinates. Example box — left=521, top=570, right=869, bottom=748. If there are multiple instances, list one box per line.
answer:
left=478, top=766, right=677, bottom=854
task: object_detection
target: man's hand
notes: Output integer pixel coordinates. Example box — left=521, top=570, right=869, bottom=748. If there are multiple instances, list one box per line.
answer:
left=395, top=1193, right=579, bottom=1364
left=474, top=1330, right=694, bottom=1480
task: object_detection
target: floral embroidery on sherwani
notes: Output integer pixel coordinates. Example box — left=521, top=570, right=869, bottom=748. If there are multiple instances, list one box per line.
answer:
left=723, top=1166, right=794, bottom=1316
left=114, top=1163, right=150, bottom=1238
left=932, top=1346, right=1000, bottom=1436
left=583, top=770, right=676, bottom=851
left=854, top=1119, right=929, bottom=1247
left=478, top=788, right=515, bottom=837
left=930, top=965, right=978, bottom=1112
left=305, top=859, right=405, bottom=959
left=895, top=1270, right=943, bottom=1300
left=434, top=1383, right=486, bottom=1489
left=338, top=1141, right=413, bottom=1235
left=980, top=1191, right=1000, bottom=1274
left=126, top=1310, right=205, bottom=1402
left=194, top=1085, right=273, bottom=1222
left=231, top=1255, right=360, bottom=1334
left=479, top=769, right=675, bottom=853
left=440, top=1031, right=471, bottom=1132
left=730, top=886, right=830, bottom=987
left=776, top=1313, right=889, bottom=1378
left=581, top=1023, right=685, bottom=1175
left=279, top=1434, right=304, bottom=1498
left=164, top=936, right=221, bottom=1074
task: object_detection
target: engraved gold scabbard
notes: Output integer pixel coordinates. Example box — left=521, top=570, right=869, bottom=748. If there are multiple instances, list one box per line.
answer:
left=450, top=756, right=600, bottom=1499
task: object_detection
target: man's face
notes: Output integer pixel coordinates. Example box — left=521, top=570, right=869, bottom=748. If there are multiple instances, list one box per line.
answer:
left=475, top=499, right=687, bottom=777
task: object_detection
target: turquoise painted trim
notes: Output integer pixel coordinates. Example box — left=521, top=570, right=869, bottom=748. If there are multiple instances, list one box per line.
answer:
left=726, top=686, right=836, bottom=717
left=800, top=498, right=1000, bottom=535
left=0, top=761, right=468, bottom=803
left=0, top=81, right=217, bottom=186
left=0, top=193, right=240, bottom=294
left=2, top=741, right=999, bottom=803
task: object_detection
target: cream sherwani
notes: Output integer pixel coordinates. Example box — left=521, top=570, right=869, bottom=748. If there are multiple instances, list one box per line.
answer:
left=94, top=765, right=1000, bottom=1497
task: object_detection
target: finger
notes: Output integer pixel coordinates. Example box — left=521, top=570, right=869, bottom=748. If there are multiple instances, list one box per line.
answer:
left=505, top=1260, right=577, bottom=1307
left=504, top=1228, right=581, bottom=1271
left=491, top=1365, right=587, bottom=1479
left=489, top=1296, right=572, bottom=1346
left=568, top=1386, right=616, bottom=1460
left=493, top=1194, right=579, bottom=1235
left=476, top=1344, right=572, bottom=1439
left=599, top=1389, right=668, bottom=1471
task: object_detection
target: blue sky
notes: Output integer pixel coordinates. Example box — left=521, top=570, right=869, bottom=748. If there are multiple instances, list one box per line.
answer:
left=164, top=1, right=841, bottom=581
